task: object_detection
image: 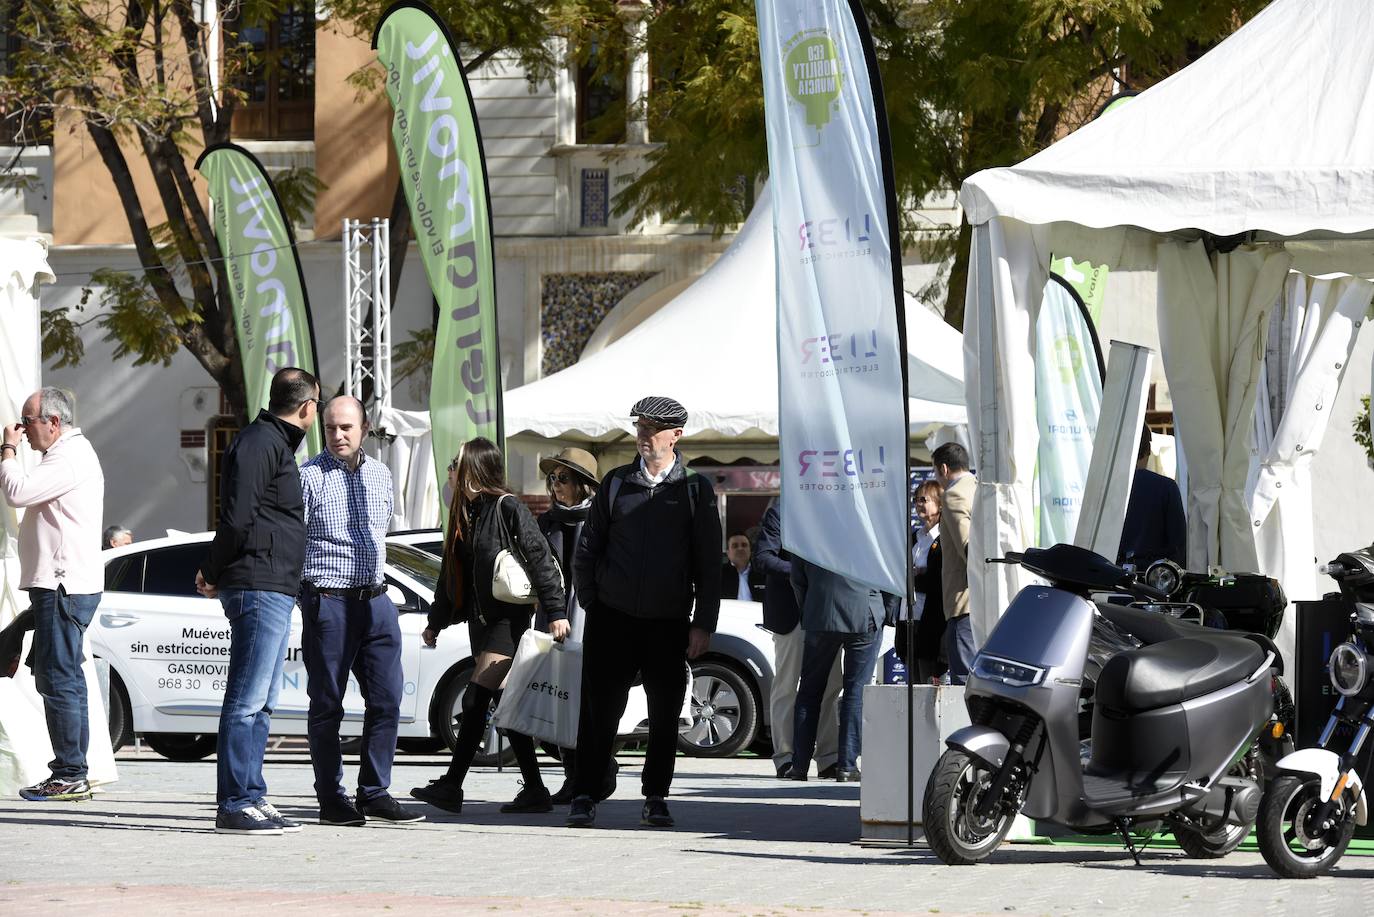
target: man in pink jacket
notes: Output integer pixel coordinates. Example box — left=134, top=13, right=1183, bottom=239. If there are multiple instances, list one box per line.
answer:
left=1, top=387, right=105, bottom=801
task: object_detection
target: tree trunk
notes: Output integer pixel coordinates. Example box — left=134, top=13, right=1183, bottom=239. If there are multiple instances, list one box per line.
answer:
left=942, top=217, right=972, bottom=332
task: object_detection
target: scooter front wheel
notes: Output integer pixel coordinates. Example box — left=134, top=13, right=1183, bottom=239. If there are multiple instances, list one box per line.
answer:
left=1257, top=774, right=1357, bottom=879
left=923, top=748, right=1020, bottom=865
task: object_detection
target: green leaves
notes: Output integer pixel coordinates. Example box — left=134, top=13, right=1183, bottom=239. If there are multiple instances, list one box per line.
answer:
left=87, top=268, right=196, bottom=367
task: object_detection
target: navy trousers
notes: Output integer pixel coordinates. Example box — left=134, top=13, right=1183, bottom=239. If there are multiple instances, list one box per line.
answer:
left=300, top=588, right=403, bottom=804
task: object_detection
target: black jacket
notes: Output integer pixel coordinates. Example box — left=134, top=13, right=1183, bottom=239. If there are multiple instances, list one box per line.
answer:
left=753, top=502, right=799, bottom=634
left=574, top=455, right=722, bottom=632
left=428, top=493, right=565, bottom=633
left=201, top=411, right=307, bottom=595
left=720, top=562, right=766, bottom=602
left=1117, top=467, right=1187, bottom=567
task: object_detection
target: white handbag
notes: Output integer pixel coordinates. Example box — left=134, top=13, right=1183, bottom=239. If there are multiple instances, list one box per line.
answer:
left=490, top=494, right=562, bottom=605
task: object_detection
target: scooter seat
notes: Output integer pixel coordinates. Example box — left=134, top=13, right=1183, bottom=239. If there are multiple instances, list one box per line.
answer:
left=1095, top=634, right=1265, bottom=713
left=1094, top=602, right=1209, bottom=646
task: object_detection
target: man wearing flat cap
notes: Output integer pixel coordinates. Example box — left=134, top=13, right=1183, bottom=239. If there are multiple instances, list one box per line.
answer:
left=567, top=396, right=721, bottom=829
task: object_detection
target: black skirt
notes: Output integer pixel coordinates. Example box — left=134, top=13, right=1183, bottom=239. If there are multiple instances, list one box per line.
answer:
left=467, top=610, right=531, bottom=657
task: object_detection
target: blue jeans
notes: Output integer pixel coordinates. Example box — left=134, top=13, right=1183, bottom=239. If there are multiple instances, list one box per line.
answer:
left=217, top=589, right=294, bottom=813
left=792, top=620, right=881, bottom=773
left=29, top=587, right=101, bottom=781
left=300, top=589, right=403, bottom=804
left=945, top=615, right=976, bottom=686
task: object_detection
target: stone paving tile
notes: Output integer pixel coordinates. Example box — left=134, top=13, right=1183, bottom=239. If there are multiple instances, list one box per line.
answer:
left=1, top=752, right=1371, bottom=916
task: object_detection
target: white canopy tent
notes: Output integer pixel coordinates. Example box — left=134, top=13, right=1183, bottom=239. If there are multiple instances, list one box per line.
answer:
left=0, top=236, right=118, bottom=793
left=959, top=0, right=1374, bottom=664
left=504, top=183, right=968, bottom=468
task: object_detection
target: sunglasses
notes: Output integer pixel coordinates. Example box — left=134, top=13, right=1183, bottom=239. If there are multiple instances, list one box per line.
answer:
left=19, top=415, right=46, bottom=426
left=547, top=471, right=575, bottom=485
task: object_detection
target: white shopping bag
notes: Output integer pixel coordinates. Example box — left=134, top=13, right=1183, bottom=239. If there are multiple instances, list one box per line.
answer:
left=492, top=630, right=582, bottom=749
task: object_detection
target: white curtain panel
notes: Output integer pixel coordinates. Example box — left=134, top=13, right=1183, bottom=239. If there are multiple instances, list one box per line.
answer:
left=373, top=407, right=441, bottom=531
left=1249, top=273, right=1373, bottom=667
left=0, top=238, right=119, bottom=792
left=1156, top=241, right=1291, bottom=572
left=962, top=218, right=1051, bottom=643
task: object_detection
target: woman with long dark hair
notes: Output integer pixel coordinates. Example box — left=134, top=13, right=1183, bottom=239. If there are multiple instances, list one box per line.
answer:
left=410, top=437, right=566, bottom=814
left=896, top=479, right=946, bottom=684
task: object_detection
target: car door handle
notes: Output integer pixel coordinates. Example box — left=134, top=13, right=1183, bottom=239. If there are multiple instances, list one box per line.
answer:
left=99, top=612, right=140, bottom=628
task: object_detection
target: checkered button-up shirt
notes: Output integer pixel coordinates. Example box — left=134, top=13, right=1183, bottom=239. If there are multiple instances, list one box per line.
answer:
left=300, top=450, right=393, bottom=589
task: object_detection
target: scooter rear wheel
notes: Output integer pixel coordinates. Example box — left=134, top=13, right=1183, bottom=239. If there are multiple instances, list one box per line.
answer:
left=1257, top=774, right=1357, bottom=879
left=922, top=749, right=1020, bottom=865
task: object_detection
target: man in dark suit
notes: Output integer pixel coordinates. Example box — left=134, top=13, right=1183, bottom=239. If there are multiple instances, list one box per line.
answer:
left=720, top=531, right=766, bottom=602
left=789, top=558, right=900, bottom=783
left=1118, top=425, right=1187, bottom=568
left=754, top=500, right=841, bottom=779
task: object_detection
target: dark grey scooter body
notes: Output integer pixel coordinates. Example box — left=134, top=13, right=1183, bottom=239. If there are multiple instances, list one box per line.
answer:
left=947, top=584, right=1274, bottom=830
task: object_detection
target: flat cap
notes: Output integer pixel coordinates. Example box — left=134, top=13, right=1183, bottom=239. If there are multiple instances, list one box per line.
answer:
left=630, top=395, right=688, bottom=427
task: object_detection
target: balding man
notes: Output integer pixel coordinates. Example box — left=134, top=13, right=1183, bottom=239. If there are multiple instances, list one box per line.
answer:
left=298, top=396, right=420, bottom=827
left=1, top=387, right=104, bottom=801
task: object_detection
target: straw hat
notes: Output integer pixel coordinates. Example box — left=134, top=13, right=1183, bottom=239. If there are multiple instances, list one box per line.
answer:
left=538, top=447, right=600, bottom=487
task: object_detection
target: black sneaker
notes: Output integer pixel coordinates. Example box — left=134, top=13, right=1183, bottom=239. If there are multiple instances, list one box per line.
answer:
left=255, top=800, right=303, bottom=832
left=409, top=778, right=463, bottom=813
left=776, top=762, right=793, bottom=779
left=214, top=806, right=284, bottom=835
left=360, top=794, right=425, bottom=824
left=500, top=783, right=553, bottom=814
left=319, top=796, right=366, bottom=827
left=817, top=764, right=838, bottom=780
left=641, top=796, right=674, bottom=828
left=19, top=776, right=92, bottom=802
left=566, top=795, right=596, bottom=828
left=597, top=758, right=619, bottom=802
left=550, top=778, right=576, bottom=806
left=834, top=768, right=861, bottom=783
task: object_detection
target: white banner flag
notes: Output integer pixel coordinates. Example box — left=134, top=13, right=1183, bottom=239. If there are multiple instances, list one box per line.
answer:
left=1034, top=275, right=1103, bottom=546
left=757, top=0, right=908, bottom=593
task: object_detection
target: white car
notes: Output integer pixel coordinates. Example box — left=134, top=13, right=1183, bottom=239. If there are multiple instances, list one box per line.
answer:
left=391, top=529, right=778, bottom=758
left=92, top=531, right=662, bottom=763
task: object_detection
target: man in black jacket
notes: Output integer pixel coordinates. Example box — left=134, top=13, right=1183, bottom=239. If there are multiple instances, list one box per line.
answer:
left=567, top=395, right=721, bottom=829
left=754, top=500, right=841, bottom=779
left=196, top=367, right=319, bottom=836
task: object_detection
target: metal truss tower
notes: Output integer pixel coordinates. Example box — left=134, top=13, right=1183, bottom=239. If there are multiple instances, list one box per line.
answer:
left=342, top=218, right=393, bottom=420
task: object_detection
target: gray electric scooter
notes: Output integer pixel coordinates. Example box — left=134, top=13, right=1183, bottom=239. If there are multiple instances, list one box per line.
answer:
left=922, top=544, right=1280, bottom=865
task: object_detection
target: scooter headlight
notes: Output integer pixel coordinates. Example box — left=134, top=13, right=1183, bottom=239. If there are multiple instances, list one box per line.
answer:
left=972, top=654, right=1046, bottom=688
left=1143, top=559, right=1183, bottom=596
left=1329, top=642, right=1369, bottom=697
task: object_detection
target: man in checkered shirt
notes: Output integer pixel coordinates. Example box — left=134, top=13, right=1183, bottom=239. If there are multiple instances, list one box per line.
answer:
left=299, top=396, right=422, bottom=827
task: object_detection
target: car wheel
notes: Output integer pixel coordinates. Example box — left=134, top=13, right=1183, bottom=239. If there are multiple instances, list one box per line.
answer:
left=435, top=666, right=516, bottom=766
left=678, top=660, right=758, bottom=758
left=143, top=733, right=218, bottom=761
left=107, top=670, right=133, bottom=752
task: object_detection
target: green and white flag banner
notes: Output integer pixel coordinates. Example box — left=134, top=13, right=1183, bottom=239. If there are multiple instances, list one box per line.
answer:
left=1034, top=274, right=1103, bottom=547
left=756, top=0, right=909, bottom=593
left=196, top=142, right=321, bottom=457
left=373, top=1, right=502, bottom=512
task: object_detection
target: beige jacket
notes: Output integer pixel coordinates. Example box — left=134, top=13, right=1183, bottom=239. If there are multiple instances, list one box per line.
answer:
left=940, top=472, right=976, bottom=620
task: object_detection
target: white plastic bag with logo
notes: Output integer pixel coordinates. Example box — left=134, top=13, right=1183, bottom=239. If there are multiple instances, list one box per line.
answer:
left=492, top=629, right=581, bottom=749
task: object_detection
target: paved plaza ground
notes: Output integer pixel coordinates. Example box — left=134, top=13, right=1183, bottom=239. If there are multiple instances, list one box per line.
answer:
left=0, top=745, right=1362, bottom=915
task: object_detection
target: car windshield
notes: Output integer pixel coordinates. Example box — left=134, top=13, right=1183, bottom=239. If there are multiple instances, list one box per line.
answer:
left=386, top=543, right=440, bottom=593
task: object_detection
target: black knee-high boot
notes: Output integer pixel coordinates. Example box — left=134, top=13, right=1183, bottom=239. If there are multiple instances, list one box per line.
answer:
left=444, top=682, right=495, bottom=785
left=491, top=690, right=546, bottom=792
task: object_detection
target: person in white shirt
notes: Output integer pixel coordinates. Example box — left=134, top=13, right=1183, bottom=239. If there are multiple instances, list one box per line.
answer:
left=0, top=387, right=105, bottom=802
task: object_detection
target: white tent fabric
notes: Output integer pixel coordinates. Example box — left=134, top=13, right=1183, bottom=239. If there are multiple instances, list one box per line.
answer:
left=504, top=184, right=968, bottom=443
left=961, top=2, right=1374, bottom=238
left=372, top=406, right=442, bottom=530
left=0, top=236, right=118, bottom=794
left=1157, top=241, right=1290, bottom=573
left=958, top=0, right=1374, bottom=650
left=1250, top=273, right=1374, bottom=664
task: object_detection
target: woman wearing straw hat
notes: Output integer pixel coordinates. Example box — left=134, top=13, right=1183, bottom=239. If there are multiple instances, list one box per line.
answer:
left=535, top=447, right=615, bottom=804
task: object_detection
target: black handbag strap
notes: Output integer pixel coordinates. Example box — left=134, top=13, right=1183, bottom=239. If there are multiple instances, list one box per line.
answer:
left=494, top=494, right=525, bottom=562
